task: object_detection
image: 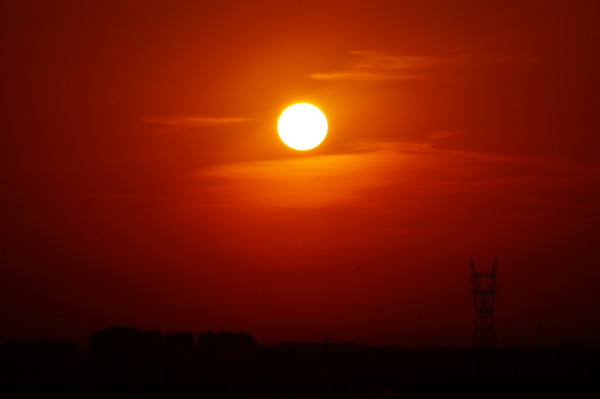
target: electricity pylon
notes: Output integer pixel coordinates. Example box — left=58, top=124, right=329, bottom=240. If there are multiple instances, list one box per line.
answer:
left=469, top=259, right=498, bottom=348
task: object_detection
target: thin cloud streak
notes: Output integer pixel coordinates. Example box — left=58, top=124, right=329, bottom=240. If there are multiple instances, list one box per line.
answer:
left=310, top=51, right=463, bottom=81
left=140, top=115, right=254, bottom=128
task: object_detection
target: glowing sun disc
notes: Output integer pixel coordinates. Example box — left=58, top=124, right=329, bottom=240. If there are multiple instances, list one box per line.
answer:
left=277, top=103, right=328, bottom=151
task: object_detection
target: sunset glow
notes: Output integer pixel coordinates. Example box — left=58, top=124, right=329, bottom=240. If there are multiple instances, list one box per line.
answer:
left=2, top=1, right=600, bottom=354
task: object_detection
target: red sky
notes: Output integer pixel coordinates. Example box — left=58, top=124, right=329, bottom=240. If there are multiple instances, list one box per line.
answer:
left=2, top=0, right=600, bottom=348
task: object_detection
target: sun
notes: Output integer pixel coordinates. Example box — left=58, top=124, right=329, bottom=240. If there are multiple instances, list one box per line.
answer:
left=277, top=103, right=328, bottom=151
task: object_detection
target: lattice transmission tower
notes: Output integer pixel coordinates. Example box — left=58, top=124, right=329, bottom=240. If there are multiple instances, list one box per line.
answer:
left=469, top=259, right=498, bottom=348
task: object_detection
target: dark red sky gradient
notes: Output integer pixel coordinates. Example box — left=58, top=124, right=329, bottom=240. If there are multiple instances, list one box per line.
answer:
left=2, top=1, right=600, bottom=348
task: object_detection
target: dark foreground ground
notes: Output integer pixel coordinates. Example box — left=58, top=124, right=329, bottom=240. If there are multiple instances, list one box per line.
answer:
left=1, top=330, right=598, bottom=398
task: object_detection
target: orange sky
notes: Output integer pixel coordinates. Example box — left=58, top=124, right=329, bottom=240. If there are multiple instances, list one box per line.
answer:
left=2, top=0, right=600, bottom=347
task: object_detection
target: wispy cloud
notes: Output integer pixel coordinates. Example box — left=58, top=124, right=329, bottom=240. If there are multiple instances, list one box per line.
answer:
left=310, top=51, right=463, bottom=81
left=427, top=130, right=460, bottom=142
left=310, top=51, right=537, bottom=81
left=195, top=140, right=600, bottom=212
left=140, top=115, right=254, bottom=128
